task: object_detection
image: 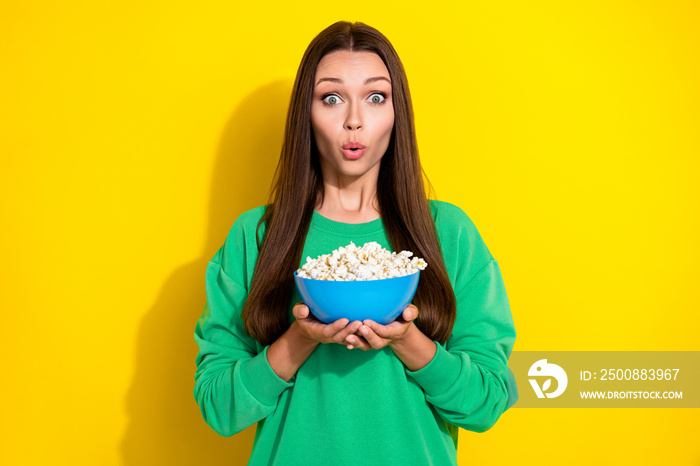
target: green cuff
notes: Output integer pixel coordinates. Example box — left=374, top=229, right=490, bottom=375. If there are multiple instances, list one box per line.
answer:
left=405, top=342, right=462, bottom=396
left=240, top=345, right=294, bottom=406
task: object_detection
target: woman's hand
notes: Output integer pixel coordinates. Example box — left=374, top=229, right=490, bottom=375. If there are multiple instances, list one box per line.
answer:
left=345, top=304, right=419, bottom=350
left=292, top=303, right=372, bottom=350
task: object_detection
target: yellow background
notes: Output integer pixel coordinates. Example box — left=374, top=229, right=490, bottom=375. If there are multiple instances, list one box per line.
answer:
left=1, top=1, right=698, bottom=464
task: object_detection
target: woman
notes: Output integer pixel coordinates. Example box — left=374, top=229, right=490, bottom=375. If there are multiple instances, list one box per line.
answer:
left=194, top=21, right=518, bottom=465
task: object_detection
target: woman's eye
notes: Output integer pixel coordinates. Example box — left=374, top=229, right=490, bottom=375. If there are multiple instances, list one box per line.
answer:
left=369, top=93, right=386, bottom=104
left=321, top=93, right=387, bottom=106
left=322, top=94, right=341, bottom=105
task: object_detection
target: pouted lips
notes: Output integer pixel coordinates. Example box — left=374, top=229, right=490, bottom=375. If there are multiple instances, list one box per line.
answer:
left=342, top=142, right=366, bottom=159
left=342, top=141, right=366, bottom=150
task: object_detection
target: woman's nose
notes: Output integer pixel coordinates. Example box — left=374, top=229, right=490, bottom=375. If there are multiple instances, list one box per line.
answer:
left=344, top=102, right=362, bottom=130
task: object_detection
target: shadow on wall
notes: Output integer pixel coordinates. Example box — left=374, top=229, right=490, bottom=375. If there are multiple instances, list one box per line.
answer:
left=120, top=79, right=292, bottom=465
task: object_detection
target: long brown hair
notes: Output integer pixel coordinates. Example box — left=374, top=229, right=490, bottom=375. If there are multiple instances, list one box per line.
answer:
left=242, top=21, right=457, bottom=347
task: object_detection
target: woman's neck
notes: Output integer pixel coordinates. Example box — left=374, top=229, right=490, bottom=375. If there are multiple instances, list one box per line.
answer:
left=314, top=184, right=381, bottom=224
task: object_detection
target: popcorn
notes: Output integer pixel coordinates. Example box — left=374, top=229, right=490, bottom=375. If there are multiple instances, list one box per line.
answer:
left=296, top=241, right=428, bottom=281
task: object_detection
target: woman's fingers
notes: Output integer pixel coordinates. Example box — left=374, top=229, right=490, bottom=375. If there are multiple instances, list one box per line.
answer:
left=355, top=323, right=386, bottom=349
left=323, top=318, right=350, bottom=343
left=292, top=303, right=416, bottom=350
left=403, top=304, right=418, bottom=322
left=325, top=318, right=351, bottom=339
left=355, top=335, right=372, bottom=350
left=360, top=317, right=414, bottom=348
left=293, top=302, right=309, bottom=320
left=345, top=333, right=372, bottom=350
left=294, top=304, right=351, bottom=344
left=331, top=320, right=361, bottom=343
left=363, top=320, right=390, bottom=338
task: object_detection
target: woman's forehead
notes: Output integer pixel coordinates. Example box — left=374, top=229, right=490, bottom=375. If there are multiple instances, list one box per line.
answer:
left=314, top=51, right=390, bottom=85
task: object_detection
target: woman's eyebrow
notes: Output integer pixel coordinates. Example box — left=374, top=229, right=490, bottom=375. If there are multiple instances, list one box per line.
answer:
left=315, top=76, right=391, bottom=86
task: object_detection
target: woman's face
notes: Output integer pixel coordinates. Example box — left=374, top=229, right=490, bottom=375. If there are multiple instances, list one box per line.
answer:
left=311, top=50, right=394, bottom=182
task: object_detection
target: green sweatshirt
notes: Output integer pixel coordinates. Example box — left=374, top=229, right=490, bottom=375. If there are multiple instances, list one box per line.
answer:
left=194, top=200, right=518, bottom=465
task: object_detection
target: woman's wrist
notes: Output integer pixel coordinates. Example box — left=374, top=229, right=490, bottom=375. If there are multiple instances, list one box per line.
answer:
left=290, top=319, right=320, bottom=346
left=266, top=321, right=320, bottom=382
left=389, top=323, right=437, bottom=372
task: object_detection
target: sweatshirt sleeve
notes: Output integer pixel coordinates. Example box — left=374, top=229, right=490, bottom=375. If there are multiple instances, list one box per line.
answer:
left=405, top=202, right=518, bottom=433
left=406, top=260, right=517, bottom=432
left=193, top=219, right=293, bottom=437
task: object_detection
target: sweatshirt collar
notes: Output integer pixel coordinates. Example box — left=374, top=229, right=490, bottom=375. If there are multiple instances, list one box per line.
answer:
left=310, top=210, right=385, bottom=236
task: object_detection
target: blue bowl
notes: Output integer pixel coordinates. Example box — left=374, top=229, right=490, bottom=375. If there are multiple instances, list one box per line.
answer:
left=293, top=270, right=420, bottom=325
